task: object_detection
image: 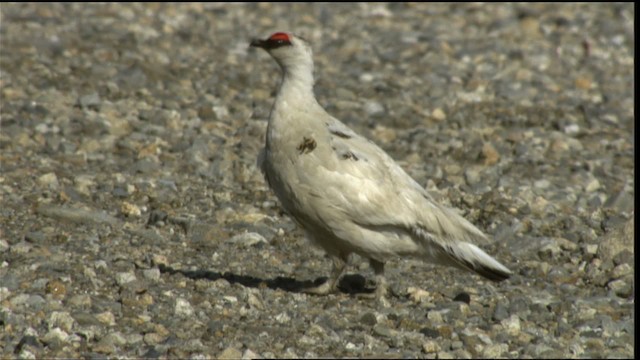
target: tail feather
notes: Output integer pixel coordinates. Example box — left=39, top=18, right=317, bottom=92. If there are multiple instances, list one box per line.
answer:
left=443, top=242, right=512, bottom=282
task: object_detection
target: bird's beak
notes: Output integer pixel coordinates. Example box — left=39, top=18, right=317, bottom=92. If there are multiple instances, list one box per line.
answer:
left=250, top=38, right=266, bottom=49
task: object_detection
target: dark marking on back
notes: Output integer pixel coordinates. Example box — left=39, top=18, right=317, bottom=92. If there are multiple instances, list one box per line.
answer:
left=297, top=137, right=317, bottom=154
left=330, top=129, right=352, bottom=139
left=341, top=151, right=359, bottom=161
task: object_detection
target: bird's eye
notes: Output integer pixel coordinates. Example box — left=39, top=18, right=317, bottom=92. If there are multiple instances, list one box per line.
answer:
left=265, top=37, right=292, bottom=49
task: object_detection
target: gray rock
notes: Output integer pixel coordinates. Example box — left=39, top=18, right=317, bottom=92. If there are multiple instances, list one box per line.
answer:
left=47, top=311, right=76, bottom=332
left=607, top=279, right=633, bottom=298
left=41, top=327, right=69, bottom=346
left=142, top=268, right=161, bottom=282
left=492, top=303, right=509, bottom=321
left=372, top=324, right=395, bottom=338
left=115, top=272, right=137, bottom=286
left=78, top=93, right=101, bottom=110
left=36, top=205, right=118, bottom=225
left=603, top=182, right=634, bottom=213
left=0, top=272, right=21, bottom=293
left=10, top=241, right=33, bottom=255
left=218, top=347, right=243, bottom=359
left=598, top=218, right=633, bottom=263
left=0, top=239, right=9, bottom=253
left=360, top=312, right=378, bottom=326
left=9, top=293, right=31, bottom=307
left=37, top=173, right=60, bottom=191
left=363, top=100, right=385, bottom=117
left=483, top=343, right=508, bottom=358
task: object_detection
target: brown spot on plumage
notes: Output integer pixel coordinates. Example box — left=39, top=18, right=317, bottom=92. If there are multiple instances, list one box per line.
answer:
left=341, top=151, right=359, bottom=161
left=297, top=136, right=317, bottom=154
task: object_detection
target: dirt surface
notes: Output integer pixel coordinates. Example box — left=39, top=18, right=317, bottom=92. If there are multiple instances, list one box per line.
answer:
left=0, top=3, right=634, bottom=358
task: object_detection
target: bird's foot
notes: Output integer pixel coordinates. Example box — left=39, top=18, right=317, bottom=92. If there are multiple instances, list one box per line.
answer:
left=302, top=279, right=339, bottom=295
left=356, top=284, right=391, bottom=307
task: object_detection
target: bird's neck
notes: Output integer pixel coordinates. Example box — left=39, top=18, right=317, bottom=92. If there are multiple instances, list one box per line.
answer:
left=266, top=65, right=322, bottom=149
left=276, top=64, right=317, bottom=107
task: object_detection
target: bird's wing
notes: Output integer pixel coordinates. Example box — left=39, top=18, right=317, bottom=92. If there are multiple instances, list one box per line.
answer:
left=298, top=118, right=488, bottom=245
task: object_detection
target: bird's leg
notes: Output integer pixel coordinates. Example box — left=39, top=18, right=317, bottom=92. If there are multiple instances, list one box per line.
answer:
left=303, top=255, right=347, bottom=295
left=357, top=259, right=390, bottom=306
left=370, top=259, right=388, bottom=300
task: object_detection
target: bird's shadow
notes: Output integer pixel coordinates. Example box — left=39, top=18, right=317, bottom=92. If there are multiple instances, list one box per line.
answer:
left=158, top=264, right=374, bottom=295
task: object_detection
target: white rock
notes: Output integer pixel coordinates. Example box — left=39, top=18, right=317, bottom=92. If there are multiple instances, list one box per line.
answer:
left=42, top=327, right=69, bottom=344
left=431, top=108, right=446, bottom=121
left=227, top=232, right=267, bottom=247
left=363, top=100, right=385, bottom=116
left=275, top=312, right=291, bottom=324
left=37, top=172, right=59, bottom=190
left=48, top=311, right=75, bottom=332
left=115, top=272, right=136, bottom=286
left=501, top=314, right=521, bottom=335
left=175, top=298, right=194, bottom=317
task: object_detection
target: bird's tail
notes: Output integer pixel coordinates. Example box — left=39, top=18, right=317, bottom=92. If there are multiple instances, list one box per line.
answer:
left=440, top=241, right=512, bottom=282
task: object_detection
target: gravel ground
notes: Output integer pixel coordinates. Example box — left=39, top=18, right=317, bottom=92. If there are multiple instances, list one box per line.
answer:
left=0, top=3, right=634, bottom=359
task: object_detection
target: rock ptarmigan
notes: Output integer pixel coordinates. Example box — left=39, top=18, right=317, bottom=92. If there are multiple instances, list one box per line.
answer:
left=251, top=32, right=511, bottom=302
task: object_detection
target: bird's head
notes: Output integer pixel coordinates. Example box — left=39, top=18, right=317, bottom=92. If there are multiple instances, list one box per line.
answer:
left=250, top=32, right=314, bottom=73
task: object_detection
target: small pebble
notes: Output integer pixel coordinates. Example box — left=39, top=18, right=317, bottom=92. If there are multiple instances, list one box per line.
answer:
left=175, top=298, right=194, bottom=317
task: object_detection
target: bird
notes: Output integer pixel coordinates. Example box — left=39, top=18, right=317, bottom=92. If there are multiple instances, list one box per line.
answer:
left=250, top=31, right=511, bottom=303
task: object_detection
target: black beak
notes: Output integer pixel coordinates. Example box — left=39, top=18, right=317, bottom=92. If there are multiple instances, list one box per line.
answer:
left=250, top=39, right=266, bottom=49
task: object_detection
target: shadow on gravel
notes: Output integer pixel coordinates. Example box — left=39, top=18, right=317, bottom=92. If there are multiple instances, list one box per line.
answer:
left=158, top=264, right=374, bottom=295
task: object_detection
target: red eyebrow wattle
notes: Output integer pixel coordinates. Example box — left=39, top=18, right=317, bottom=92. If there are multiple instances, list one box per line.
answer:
left=269, top=32, right=290, bottom=41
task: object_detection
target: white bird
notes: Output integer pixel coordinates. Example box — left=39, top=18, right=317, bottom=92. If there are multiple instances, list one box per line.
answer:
left=250, top=32, right=511, bottom=302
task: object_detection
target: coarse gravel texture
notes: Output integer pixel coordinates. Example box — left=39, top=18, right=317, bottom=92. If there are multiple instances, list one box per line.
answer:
left=0, top=3, right=634, bottom=359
